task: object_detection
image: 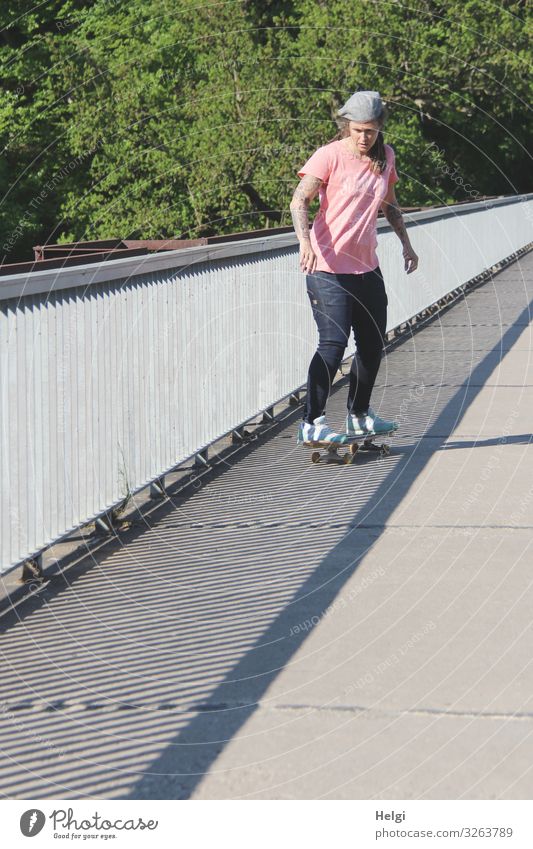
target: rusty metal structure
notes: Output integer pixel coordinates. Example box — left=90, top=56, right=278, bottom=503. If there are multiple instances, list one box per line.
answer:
left=0, top=229, right=294, bottom=276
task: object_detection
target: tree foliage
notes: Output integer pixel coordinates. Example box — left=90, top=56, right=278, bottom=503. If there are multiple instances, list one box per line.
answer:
left=1, top=0, right=531, bottom=261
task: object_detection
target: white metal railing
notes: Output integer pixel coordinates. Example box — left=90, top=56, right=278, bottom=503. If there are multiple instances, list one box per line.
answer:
left=1, top=195, right=532, bottom=574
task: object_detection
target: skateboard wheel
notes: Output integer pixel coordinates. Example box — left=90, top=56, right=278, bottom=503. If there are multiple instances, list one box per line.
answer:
left=343, top=452, right=354, bottom=464
left=380, top=444, right=390, bottom=456
left=349, top=442, right=359, bottom=455
left=311, top=451, right=321, bottom=464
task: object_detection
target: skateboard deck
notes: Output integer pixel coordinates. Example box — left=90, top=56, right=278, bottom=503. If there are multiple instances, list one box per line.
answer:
left=302, top=431, right=395, bottom=465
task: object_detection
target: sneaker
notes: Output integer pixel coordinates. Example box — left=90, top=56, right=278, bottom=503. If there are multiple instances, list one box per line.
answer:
left=346, top=407, right=398, bottom=436
left=297, top=415, right=350, bottom=445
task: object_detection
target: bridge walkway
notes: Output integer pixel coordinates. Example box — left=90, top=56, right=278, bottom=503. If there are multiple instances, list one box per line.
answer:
left=0, top=252, right=532, bottom=800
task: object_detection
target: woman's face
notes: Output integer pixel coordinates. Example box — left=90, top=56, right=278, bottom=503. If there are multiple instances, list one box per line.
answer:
left=347, top=120, right=381, bottom=155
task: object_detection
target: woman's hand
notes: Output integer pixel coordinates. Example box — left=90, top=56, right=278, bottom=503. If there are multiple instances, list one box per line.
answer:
left=403, top=245, right=419, bottom=274
left=299, top=241, right=317, bottom=274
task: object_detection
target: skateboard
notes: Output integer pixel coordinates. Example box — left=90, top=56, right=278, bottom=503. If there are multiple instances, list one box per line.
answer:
left=303, top=431, right=395, bottom=465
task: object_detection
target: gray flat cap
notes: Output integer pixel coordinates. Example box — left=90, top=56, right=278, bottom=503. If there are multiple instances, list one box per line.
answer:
left=338, top=90, right=383, bottom=122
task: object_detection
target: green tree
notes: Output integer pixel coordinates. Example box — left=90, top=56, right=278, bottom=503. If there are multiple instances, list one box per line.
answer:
left=54, top=0, right=196, bottom=242
left=0, top=0, right=93, bottom=262
left=57, top=0, right=295, bottom=240
left=1, top=0, right=530, bottom=261
left=276, top=0, right=531, bottom=205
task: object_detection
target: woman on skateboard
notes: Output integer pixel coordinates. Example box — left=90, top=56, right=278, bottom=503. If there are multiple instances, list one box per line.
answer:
left=290, top=90, right=418, bottom=446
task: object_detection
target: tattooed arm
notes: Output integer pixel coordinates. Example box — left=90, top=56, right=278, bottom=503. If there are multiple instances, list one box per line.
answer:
left=381, top=184, right=419, bottom=274
left=290, top=174, right=322, bottom=273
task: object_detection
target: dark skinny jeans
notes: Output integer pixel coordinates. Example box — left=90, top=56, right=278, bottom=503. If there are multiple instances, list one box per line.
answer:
left=304, top=267, right=388, bottom=424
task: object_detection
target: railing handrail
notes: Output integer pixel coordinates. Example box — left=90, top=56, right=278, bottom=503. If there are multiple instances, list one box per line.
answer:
left=1, top=193, right=532, bottom=302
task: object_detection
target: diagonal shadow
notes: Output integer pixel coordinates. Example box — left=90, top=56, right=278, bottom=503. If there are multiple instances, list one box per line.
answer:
left=126, top=295, right=533, bottom=800
left=440, top=434, right=532, bottom=450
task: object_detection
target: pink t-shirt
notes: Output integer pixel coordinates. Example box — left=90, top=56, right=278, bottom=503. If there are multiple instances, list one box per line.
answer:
left=297, top=140, right=399, bottom=274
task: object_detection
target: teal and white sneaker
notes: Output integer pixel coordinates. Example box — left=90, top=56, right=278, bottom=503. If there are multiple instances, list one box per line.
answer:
left=346, top=407, right=398, bottom=436
left=297, top=415, right=350, bottom=445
